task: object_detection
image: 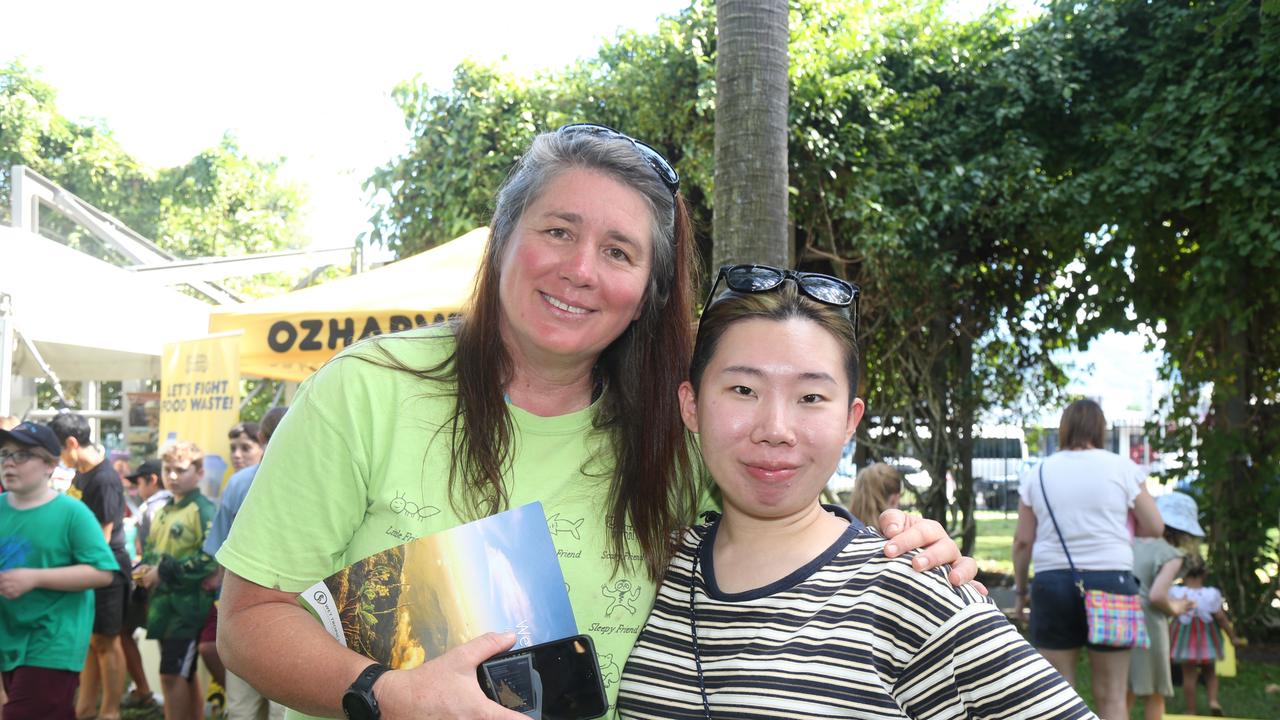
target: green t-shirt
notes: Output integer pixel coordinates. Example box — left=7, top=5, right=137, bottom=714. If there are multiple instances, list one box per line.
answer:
left=0, top=492, right=120, bottom=672
left=218, top=326, right=668, bottom=718
left=142, top=491, right=218, bottom=639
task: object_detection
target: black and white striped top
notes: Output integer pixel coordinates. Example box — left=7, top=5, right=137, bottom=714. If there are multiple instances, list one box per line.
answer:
left=616, top=513, right=1097, bottom=719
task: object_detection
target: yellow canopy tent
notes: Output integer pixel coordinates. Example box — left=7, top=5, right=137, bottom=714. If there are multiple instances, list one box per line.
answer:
left=208, top=227, right=488, bottom=381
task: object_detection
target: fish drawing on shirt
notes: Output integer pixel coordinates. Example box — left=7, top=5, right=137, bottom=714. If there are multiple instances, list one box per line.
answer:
left=547, top=513, right=584, bottom=541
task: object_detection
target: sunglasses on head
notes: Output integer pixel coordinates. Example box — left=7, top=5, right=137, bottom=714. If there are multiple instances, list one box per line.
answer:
left=703, top=264, right=861, bottom=333
left=556, top=123, right=680, bottom=195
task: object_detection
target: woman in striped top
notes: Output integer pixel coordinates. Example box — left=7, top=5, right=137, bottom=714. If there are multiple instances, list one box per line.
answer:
left=616, top=267, right=1096, bottom=719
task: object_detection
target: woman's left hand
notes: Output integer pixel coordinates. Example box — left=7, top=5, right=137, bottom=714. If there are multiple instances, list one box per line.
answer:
left=877, top=509, right=986, bottom=594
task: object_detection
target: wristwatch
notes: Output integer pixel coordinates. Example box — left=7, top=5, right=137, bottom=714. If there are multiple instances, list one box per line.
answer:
left=342, top=662, right=393, bottom=720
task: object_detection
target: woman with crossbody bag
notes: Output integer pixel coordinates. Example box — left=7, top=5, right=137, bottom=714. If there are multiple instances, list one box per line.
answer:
left=1012, top=399, right=1164, bottom=719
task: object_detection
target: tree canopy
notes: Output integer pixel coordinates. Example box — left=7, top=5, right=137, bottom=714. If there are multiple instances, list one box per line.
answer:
left=1, top=60, right=308, bottom=296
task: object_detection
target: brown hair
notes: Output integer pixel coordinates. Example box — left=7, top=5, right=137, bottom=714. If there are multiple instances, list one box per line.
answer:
left=1058, top=398, right=1107, bottom=450
left=850, top=462, right=903, bottom=527
left=260, top=407, right=287, bottom=447
left=161, top=441, right=204, bottom=471
left=1163, top=526, right=1198, bottom=552
left=359, top=128, right=700, bottom=580
left=228, top=422, right=262, bottom=445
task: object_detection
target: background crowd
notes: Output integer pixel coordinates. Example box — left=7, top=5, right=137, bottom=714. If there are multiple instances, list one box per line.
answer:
left=0, top=410, right=285, bottom=720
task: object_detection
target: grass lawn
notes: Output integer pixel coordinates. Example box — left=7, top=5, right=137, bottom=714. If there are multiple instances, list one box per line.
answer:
left=972, top=509, right=1018, bottom=577
left=1072, top=651, right=1280, bottom=719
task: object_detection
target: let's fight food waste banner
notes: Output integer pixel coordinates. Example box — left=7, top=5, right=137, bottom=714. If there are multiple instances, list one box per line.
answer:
left=158, top=333, right=240, bottom=497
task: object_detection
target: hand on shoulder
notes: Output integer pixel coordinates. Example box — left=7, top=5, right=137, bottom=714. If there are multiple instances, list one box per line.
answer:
left=878, top=509, right=985, bottom=594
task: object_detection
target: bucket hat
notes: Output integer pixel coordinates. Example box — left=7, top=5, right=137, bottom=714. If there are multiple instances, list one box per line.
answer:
left=1155, top=491, right=1205, bottom=537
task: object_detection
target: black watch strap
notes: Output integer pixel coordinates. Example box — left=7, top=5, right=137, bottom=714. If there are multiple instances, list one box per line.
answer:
left=342, top=662, right=393, bottom=720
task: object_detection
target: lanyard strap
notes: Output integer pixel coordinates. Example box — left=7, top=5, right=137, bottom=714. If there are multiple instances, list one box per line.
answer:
left=689, top=520, right=715, bottom=720
left=1038, top=464, right=1086, bottom=598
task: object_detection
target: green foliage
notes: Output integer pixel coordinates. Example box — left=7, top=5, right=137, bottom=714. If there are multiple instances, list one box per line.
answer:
left=1037, top=0, right=1280, bottom=631
left=364, top=62, right=551, bottom=257
left=150, top=136, right=305, bottom=256
left=1, top=60, right=149, bottom=260
left=1073, top=650, right=1280, bottom=719
left=238, top=378, right=285, bottom=424
left=782, top=1, right=1083, bottom=546
left=0, top=61, right=308, bottom=284
left=971, top=509, right=1018, bottom=576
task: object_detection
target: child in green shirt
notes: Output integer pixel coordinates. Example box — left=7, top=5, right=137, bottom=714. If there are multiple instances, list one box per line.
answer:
left=1, top=421, right=118, bottom=720
left=135, top=440, right=218, bottom=720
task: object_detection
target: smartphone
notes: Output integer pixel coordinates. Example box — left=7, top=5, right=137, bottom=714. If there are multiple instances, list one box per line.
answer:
left=477, top=634, right=608, bottom=720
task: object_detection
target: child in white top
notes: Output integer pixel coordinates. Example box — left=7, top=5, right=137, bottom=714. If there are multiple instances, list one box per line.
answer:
left=1169, top=553, right=1242, bottom=716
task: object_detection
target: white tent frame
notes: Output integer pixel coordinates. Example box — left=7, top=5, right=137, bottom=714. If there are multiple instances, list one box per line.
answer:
left=2, top=166, right=350, bottom=439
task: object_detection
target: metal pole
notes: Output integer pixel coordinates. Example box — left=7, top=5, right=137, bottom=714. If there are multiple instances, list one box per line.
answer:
left=85, top=380, right=100, bottom=443
left=10, top=165, right=36, bottom=231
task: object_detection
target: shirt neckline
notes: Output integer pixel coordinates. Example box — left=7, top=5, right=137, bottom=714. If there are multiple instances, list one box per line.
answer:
left=698, top=504, right=862, bottom=602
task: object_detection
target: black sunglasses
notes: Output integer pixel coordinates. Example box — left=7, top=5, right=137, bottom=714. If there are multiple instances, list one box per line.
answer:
left=703, top=264, right=861, bottom=333
left=556, top=123, right=680, bottom=195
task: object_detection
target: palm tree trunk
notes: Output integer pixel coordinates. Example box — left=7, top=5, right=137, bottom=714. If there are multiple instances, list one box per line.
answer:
left=713, top=0, right=790, bottom=270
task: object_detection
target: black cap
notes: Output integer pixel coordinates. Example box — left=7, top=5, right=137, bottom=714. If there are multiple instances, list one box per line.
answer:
left=126, top=458, right=162, bottom=481
left=0, top=421, right=63, bottom=457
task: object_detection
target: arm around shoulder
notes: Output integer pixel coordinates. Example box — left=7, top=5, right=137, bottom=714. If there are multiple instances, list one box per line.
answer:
left=1148, top=556, right=1188, bottom=616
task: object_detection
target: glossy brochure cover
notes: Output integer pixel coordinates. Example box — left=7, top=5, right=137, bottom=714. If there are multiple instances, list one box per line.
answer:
left=300, top=502, right=577, bottom=668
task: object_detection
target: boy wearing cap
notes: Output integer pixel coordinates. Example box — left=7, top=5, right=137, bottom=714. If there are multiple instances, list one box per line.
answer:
left=1, top=421, right=118, bottom=720
left=135, top=441, right=217, bottom=720
left=119, top=459, right=170, bottom=710
left=126, top=459, right=172, bottom=563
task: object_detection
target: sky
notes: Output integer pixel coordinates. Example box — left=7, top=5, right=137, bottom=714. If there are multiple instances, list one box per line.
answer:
left=4, top=0, right=692, bottom=250
left=1055, top=331, right=1164, bottom=422
left=4, top=0, right=1159, bottom=416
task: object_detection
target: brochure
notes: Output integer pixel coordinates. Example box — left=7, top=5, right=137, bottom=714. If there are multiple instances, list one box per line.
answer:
left=299, top=502, right=577, bottom=668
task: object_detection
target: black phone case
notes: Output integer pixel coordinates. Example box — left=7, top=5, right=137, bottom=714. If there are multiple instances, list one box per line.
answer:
left=476, top=634, right=608, bottom=719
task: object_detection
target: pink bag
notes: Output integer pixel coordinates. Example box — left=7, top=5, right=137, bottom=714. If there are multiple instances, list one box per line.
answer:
left=1084, top=588, right=1149, bottom=648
